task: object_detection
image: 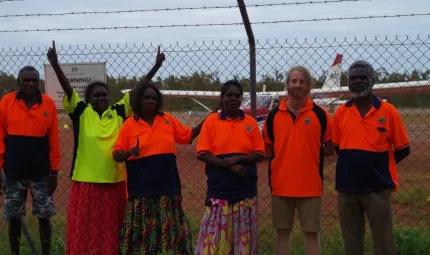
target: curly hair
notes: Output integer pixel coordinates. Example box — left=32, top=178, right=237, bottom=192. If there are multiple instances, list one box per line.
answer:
left=84, top=82, right=110, bottom=103
left=131, top=82, right=163, bottom=117
left=348, top=60, right=375, bottom=83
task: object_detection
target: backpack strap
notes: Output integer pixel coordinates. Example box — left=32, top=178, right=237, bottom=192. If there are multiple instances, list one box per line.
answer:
left=265, top=106, right=280, bottom=192
left=311, top=102, right=327, bottom=141
left=311, top=102, right=328, bottom=182
left=265, top=106, right=280, bottom=143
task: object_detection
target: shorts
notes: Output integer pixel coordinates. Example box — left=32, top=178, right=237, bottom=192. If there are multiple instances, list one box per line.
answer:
left=271, top=195, right=322, bottom=232
left=3, top=177, right=56, bottom=220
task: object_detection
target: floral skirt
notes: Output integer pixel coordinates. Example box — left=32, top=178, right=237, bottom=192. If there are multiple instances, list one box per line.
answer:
left=119, top=194, right=194, bottom=255
left=194, top=197, right=258, bottom=255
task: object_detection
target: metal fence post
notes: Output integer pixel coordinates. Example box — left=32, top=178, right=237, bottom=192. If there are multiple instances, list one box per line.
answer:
left=237, top=0, right=257, bottom=119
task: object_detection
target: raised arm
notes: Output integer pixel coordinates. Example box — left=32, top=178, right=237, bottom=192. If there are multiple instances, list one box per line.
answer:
left=47, top=40, right=73, bottom=99
left=129, top=45, right=166, bottom=99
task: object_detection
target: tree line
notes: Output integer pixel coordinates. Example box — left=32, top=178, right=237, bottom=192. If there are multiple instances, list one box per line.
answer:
left=1, top=68, right=429, bottom=111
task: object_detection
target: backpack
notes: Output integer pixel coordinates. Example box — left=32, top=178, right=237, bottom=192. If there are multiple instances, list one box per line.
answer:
left=265, top=102, right=327, bottom=190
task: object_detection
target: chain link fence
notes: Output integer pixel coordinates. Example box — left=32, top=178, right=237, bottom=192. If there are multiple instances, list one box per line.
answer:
left=0, top=35, right=429, bottom=254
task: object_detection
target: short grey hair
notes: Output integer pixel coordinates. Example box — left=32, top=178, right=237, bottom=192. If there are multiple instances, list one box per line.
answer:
left=347, top=60, right=375, bottom=80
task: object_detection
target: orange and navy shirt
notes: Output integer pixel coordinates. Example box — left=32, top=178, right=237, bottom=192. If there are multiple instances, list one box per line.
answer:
left=332, top=95, right=410, bottom=192
left=196, top=110, right=265, bottom=202
left=0, top=91, right=60, bottom=180
left=262, top=97, right=333, bottom=197
left=113, top=112, right=192, bottom=199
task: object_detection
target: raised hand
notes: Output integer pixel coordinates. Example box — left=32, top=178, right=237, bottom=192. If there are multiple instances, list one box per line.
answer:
left=47, top=40, right=59, bottom=66
left=155, top=45, right=166, bottom=67
left=129, top=138, right=140, bottom=157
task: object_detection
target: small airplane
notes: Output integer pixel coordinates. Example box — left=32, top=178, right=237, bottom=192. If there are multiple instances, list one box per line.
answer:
left=122, top=53, right=430, bottom=129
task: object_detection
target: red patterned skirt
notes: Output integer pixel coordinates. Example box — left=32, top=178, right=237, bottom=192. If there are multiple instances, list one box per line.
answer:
left=66, top=181, right=126, bottom=255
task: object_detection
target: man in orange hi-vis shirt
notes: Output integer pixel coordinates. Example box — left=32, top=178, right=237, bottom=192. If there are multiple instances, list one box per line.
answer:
left=262, top=66, right=334, bottom=255
left=0, top=66, right=60, bottom=255
left=333, top=60, right=410, bottom=255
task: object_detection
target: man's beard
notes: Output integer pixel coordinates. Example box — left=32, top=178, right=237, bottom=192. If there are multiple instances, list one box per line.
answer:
left=350, top=86, right=371, bottom=98
left=289, top=89, right=308, bottom=99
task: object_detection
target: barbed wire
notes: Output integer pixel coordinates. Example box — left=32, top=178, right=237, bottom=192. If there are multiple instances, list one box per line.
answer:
left=0, top=0, right=367, bottom=18
left=0, top=13, right=428, bottom=33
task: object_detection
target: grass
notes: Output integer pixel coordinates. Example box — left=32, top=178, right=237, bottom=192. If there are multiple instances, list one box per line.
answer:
left=1, top=213, right=430, bottom=255
left=401, top=113, right=430, bottom=125
left=0, top=216, right=67, bottom=255
left=393, top=186, right=429, bottom=207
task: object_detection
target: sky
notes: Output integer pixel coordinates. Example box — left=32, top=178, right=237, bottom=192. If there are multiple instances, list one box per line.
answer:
left=0, top=0, right=429, bottom=79
left=0, top=0, right=429, bottom=47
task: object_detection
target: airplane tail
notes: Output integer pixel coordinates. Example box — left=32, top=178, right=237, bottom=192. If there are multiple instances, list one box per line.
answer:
left=322, top=53, right=343, bottom=90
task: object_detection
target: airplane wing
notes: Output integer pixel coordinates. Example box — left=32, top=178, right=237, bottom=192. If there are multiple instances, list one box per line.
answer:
left=310, top=80, right=430, bottom=99
left=121, top=52, right=428, bottom=101
left=121, top=88, right=221, bottom=99
left=122, top=80, right=430, bottom=101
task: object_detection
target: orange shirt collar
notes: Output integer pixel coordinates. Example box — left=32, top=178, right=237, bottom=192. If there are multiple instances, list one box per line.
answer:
left=279, top=96, right=314, bottom=112
left=219, top=109, right=245, bottom=120
left=132, top=112, right=165, bottom=122
left=345, top=94, right=382, bottom=109
left=15, top=90, right=42, bottom=105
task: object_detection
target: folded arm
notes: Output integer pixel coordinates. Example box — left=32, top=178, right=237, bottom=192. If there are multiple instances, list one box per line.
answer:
left=197, top=152, right=223, bottom=168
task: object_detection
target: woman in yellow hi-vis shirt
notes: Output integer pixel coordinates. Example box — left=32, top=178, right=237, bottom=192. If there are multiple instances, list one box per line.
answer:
left=47, top=41, right=165, bottom=255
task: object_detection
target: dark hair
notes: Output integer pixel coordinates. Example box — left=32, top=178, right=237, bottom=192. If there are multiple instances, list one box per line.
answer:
left=84, top=81, right=110, bottom=103
left=348, top=60, right=375, bottom=81
left=131, top=82, right=163, bottom=117
left=17, top=66, right=39, bottom=83
left=220, top=80, right=244, bottom=98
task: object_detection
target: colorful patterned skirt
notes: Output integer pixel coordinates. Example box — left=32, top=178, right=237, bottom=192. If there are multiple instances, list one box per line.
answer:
left=66, top=181, right=126, bottom=255
left=119, top=194, right=194, bottom=255
left=194, top=197, right=258, bottom=255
